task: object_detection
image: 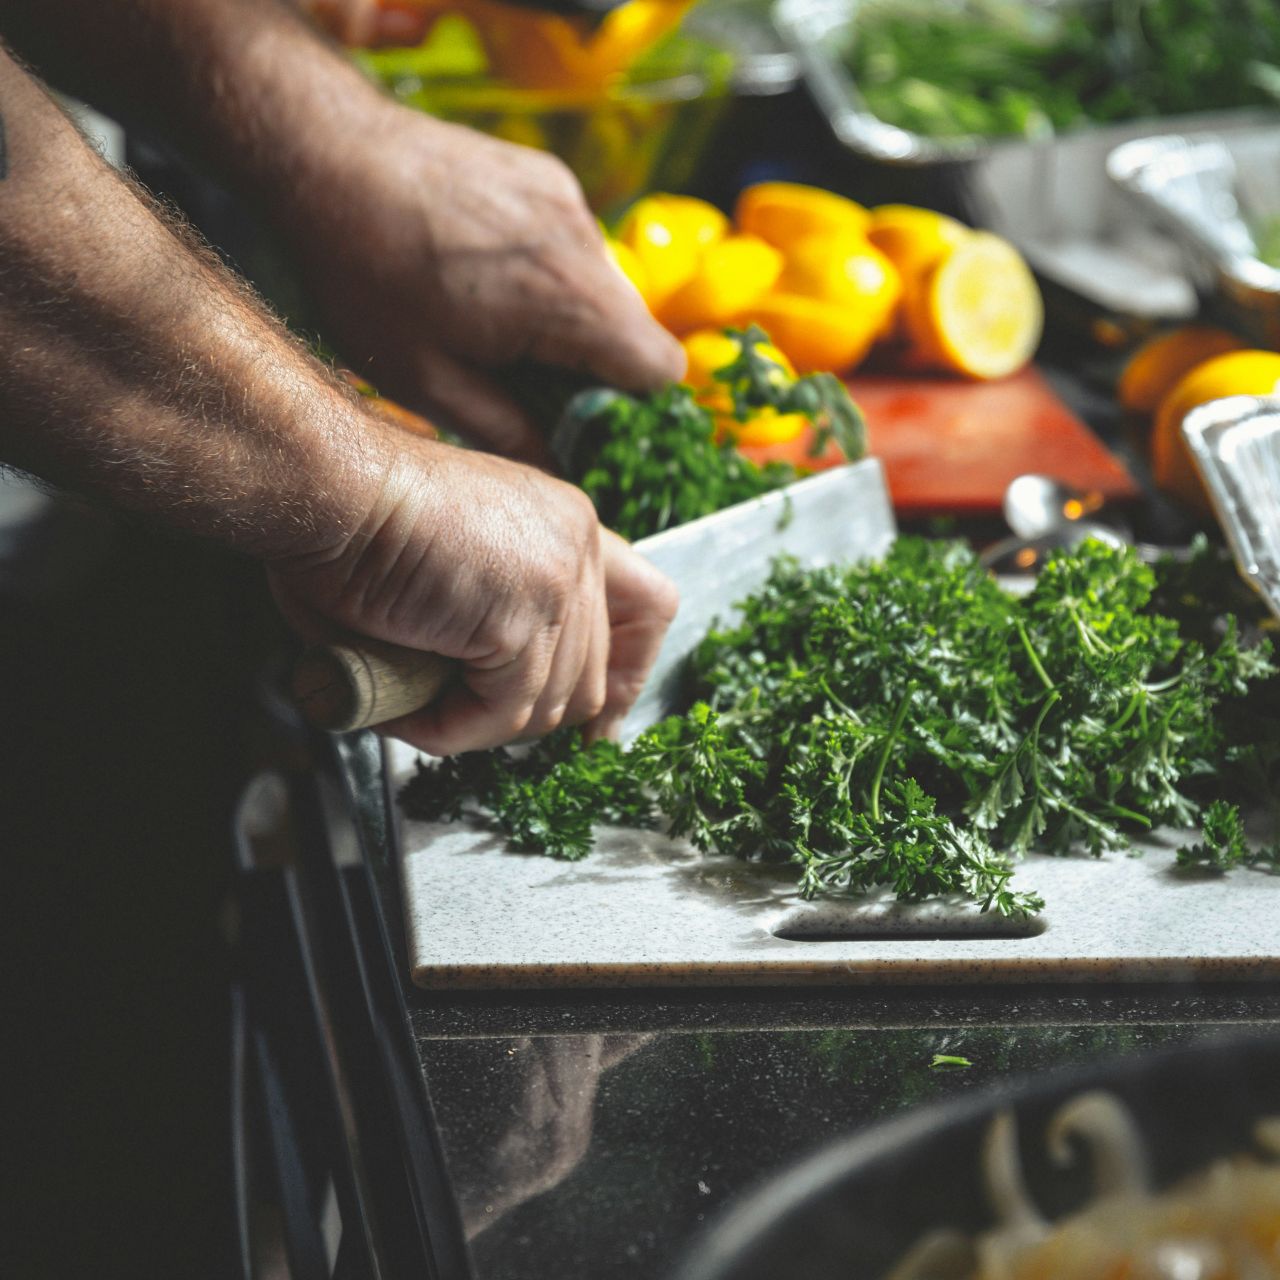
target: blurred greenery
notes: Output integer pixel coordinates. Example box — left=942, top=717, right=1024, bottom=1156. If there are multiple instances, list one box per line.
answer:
left=1256, top=214, right=1280, bottom=269
left=843, top=0, right=1280, bottom=141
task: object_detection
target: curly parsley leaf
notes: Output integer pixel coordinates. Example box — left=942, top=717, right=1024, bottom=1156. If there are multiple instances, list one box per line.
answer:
left=399, top=538, right=1280, bottom=914
left=560, top=327, right=864, bottom=542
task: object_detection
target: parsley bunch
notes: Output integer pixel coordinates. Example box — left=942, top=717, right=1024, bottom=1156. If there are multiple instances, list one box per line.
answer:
left=399, top=539, right=1280, bottom=917
left=562, top=327, right=866, bottom=542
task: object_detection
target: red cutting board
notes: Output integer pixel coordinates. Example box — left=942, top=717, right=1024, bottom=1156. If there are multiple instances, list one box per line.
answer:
left=846, top=366, right=1140, bottom=516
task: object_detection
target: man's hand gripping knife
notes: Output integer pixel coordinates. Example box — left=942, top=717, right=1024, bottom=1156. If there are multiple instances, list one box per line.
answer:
left=0, top=42, right=678, bottom=753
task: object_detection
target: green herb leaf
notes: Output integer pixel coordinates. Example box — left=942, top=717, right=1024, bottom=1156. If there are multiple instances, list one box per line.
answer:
left=399, top=538, right=1280, bottom=914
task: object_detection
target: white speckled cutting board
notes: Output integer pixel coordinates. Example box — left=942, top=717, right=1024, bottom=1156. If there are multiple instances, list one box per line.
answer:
left=390, top=739, right=1280, bottom=989
left=390, top=460, right=1280, bottom=988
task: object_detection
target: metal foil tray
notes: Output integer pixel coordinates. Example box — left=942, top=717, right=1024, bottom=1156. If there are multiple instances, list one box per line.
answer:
left=962, top=119, right=1261, bottom=322
left=772, top=0, right=985, bottom=165
left=1108, top=124, right=1280, bottom=347
left=771, top=0, right=1279, bottom=323
left=1183, top=395, right=1280, bottom=621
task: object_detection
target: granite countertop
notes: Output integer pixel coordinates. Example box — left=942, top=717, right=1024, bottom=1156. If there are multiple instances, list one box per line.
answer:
left=334, top=734, right=1280, bottom=1280
left=326, top=351, right=1280, bottom=1280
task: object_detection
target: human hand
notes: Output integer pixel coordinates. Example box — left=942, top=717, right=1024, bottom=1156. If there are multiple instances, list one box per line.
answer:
left=284, top=108, right=686, bottom=464
left=266, top=429, right=678, bottom=753
left=296, top=0, right=431, bottom=47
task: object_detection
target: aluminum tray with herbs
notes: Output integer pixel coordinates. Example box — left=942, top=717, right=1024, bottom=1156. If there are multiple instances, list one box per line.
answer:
left=773, top=0, right=1280, bottom=164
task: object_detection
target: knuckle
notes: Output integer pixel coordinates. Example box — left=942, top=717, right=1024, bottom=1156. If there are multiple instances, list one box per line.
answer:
left=539, top=559, right=578, bottom=603
left=538, top=154, right=588, bottom=207
left=472, top=616, right=524, bottom=665
left=409, top=730, right=452, bottom=759
left=604, top=671, right=647, bottom=718
left=651, top=576, right=680, bottom=624
left=497, top=701, right=537, bottom=743
left=526, top=701, right=569, bottom=738
left=555, top=478, right=599, bottom=530
left=579, top=679, right=607, bottom=724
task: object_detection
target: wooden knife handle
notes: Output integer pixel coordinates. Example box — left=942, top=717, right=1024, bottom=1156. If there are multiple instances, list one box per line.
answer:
left=291, top=638, right=454, bottom=732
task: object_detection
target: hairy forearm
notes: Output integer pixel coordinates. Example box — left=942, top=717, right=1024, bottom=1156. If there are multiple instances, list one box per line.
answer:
left=0, top=0, right=397, bottom=220
left=0, top=47, right=385, bottom=560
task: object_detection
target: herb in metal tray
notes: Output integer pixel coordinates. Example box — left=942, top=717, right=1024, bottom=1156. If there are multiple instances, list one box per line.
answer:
left=845, top=0, right=1280, bottom=141
left=399, top=538, right=1280, bottom=917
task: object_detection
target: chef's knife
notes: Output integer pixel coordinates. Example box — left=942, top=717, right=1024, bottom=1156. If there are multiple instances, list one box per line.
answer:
left=291, top=457, right=894, bottom=734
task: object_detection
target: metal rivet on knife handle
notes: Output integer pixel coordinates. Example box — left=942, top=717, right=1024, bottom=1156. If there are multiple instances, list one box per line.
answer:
left=292, top=639, right=454, bottom=732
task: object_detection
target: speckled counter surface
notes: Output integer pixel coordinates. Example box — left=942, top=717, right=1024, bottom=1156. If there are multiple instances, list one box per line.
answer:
left=389, top=741, right=1280, bottom=990
left=337, top=734, right=1280, bottom=1280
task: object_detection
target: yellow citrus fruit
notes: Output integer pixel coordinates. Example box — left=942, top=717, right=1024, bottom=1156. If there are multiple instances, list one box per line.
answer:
left=727, top=407, right=808, bottom=447
left=867, top=205, right=971, bottom=339
left=734, top=182, right=871, bottom=253
left=680, top=328, right=795, bottom=427
left=616, top=194, right=729, bottom=310
left=739, top=291, right=882, bottom=374
left=603, top=237, right=648, bottom=297
left=1117, top=325, right=1246, bottom=415
left=681, top=329, right=795, bottom=389
left=658, top=234, right=784, bottom=335
left=903, top=232, right=1043, bottom=380
left=866, top=205, right=971, bottom=285
left=1152, top=349, right=1280, bottom=509
left=776, top=231, right=901, bottom=338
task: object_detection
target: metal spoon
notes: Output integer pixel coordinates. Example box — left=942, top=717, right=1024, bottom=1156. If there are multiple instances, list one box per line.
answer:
left=1002, top=474, right=1111, bottom=541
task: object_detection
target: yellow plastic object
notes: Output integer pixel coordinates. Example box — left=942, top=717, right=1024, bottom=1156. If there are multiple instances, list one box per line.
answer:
left=734, top=182, right=871, bottom=251
left=616, top=194, right=729, bottom=310
left=658, top=234, right=784, bottom=334
left=740, top=291, right=884, bottom=374
left=1152, top=349, right=1280, bottom=510
left=391, top=0, right=696, bottom=91
left=1117, top=325, right=1246, bottom=416
left=903, top=232, right=1043, bottom=380
left=776, top=232, right=901, bottom=337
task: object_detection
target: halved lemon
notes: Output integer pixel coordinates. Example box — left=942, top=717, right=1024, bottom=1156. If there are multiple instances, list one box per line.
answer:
left=904, top=232, right=1043, bottom=380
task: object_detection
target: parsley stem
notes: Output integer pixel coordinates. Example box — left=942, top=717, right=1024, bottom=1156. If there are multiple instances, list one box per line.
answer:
left=870, top=687, right=914, bottom=823
left=1016, top=619, right=1056, bottom=691
left=1109, top=687, right=1142, bottom=734
left=1034, top=687, right=1062, bottom=724
left=1105, top=803, right=1152, bottom=827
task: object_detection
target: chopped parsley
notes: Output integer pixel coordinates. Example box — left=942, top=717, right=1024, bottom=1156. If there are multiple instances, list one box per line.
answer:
left=400, top=538, right=1280, bottom=915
